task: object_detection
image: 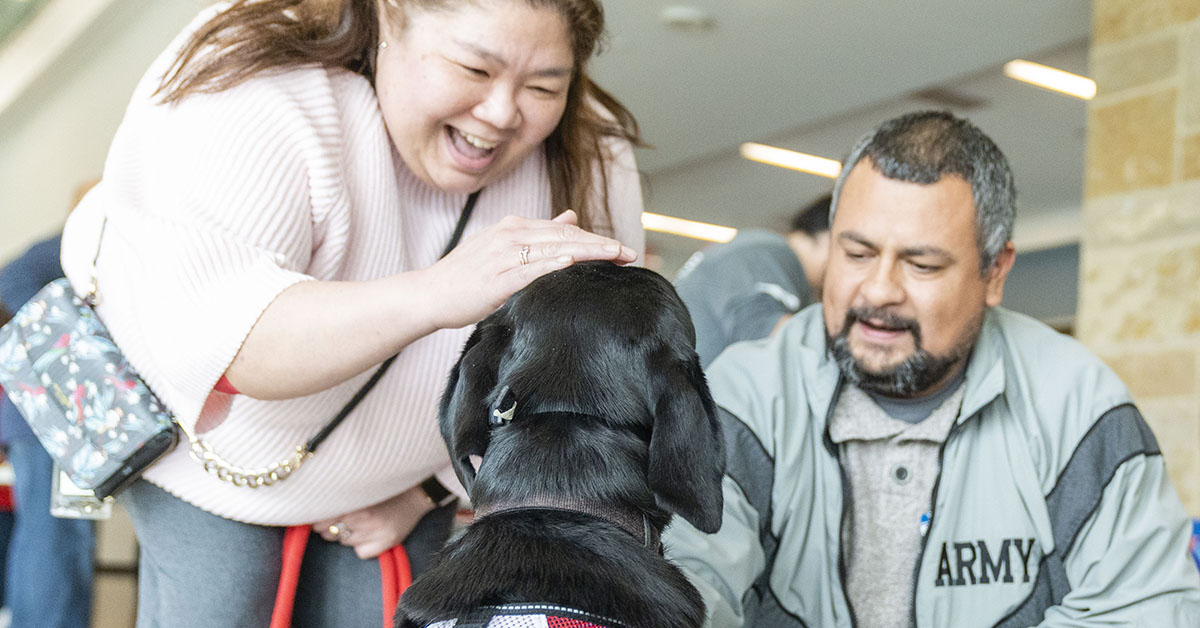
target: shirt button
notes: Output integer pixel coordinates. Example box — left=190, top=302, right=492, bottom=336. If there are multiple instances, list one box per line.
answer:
left=892, top=464, right=911, bottom=485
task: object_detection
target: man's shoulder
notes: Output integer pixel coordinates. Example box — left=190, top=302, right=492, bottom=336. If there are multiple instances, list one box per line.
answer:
left=982, top=308, right=1135, bottom=469
left=0, top=234, right=64, bottom=306
left=16, top=235, right=63, bottom=267
left=676, top=230, right=792, bottom=283
left=711, top=230, right=794, bottom=266
left=706, top=306, right=832, bottom=425
left=986, top=308, right=1118, bottom=388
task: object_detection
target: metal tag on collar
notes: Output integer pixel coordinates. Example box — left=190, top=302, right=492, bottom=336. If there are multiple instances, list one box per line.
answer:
left=490, top=385, right=517, bottom=427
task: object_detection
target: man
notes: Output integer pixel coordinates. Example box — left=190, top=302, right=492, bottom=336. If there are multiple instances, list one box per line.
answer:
left=675, top=194, right=831, bottom=367
left=664, top=111, right=1200, bottom=627
left=0, top=302, right=11, bottom=618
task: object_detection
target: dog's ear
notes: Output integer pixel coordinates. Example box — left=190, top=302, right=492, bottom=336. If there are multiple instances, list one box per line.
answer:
left=438, top=319, right=511, bottom=494
left=647, top=352, right=726, bottom=533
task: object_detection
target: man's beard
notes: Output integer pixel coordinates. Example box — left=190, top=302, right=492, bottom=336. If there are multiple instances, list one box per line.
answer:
left=826, top=306, right=978, bottom=397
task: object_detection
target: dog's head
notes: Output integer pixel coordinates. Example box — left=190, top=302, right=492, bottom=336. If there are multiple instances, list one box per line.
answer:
left=438, top=261, right=725, bottom=533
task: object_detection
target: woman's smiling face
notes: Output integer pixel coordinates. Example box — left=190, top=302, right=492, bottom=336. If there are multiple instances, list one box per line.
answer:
left=374, top=1, right=574, bottom=193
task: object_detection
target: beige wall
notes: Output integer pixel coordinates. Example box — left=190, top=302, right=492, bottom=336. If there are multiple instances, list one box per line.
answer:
left=0, top=0, right=198, bottom=263
left=1079, top=0, right=1200, bottom=515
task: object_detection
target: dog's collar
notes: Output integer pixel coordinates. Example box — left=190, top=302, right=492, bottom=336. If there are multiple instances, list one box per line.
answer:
left=474, top=496, right=662, bottom=552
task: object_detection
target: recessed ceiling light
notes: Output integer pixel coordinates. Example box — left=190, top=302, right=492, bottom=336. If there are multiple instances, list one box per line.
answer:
left=660, top=6, right=716, bottom=32
left=1003, top=59, right=1097, bottom=100
left=643, top=212, right=736, bottom=243
left=739, top=143, right=843, bottom=178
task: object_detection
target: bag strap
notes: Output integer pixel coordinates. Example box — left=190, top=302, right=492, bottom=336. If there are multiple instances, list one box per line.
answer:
left=183, top=189, right=482, bottom=488
left=82, top=218, right=110, bottom=306
left=306, top=188, right=480, bottom=454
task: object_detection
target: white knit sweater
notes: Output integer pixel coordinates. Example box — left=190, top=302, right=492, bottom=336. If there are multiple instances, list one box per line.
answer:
left=59, top=10, right=644, bottom=524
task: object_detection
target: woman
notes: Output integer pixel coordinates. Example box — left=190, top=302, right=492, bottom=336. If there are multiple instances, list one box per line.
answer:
left=60, top=0, right=644, bottom=625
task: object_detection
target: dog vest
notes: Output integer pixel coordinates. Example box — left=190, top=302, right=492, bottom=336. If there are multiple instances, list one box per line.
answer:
left=426, top=603, right=625, bottom=628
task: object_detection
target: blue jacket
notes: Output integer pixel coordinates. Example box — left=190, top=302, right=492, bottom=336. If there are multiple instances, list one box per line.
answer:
left=674, top=230, right=813, bottom=368
left=0, top=234, right=64, bottom=444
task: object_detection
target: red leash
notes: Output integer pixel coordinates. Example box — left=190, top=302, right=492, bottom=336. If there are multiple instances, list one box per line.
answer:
left=269, top=525, right=412, bottom=628
left=379, top=544, right=413, bottom=624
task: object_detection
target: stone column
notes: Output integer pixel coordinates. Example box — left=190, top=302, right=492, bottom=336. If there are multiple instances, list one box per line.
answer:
left=1078, top=0, right=1200, bottom=515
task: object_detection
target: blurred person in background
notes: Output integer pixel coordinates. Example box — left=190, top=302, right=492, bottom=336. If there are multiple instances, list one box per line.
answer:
left=0, top=303, right=11, bottom=627
left=0, top=180, right=99, bottom=628
left=58, top=0, right=644, bottom=626
left=674, top=193, right=830, bottom=368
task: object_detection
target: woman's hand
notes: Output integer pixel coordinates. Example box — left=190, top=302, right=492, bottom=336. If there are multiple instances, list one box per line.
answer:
left=313, top=484, right=436, bottom=559
left=415, top=210, right=637, bottom=331
left=226, top=211, right=635, bottom=399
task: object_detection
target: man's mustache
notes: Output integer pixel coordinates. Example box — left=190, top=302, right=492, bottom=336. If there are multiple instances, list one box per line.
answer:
left=842, top=306, right=921, bottom=338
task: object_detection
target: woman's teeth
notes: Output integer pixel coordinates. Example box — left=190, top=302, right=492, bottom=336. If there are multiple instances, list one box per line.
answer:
left=459, top=130, right=497, bottom=150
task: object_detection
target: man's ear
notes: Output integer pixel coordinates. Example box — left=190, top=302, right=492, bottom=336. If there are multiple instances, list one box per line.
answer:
left=984, top=241, right=1016, bottom=307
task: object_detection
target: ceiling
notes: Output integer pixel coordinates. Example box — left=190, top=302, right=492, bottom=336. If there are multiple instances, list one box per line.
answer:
left=585, top=1, right=1093, bottom=270
left=0, top=0, right=1093, bottom=273
left=0, top=0, right=51, bottom=48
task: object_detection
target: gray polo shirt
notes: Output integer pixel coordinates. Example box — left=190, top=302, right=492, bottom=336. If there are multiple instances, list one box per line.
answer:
left=829, top=380, right=966, bottom=628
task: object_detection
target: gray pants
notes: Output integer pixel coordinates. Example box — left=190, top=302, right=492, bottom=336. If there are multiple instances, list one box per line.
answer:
left=121, top=480, right=455, bottom=628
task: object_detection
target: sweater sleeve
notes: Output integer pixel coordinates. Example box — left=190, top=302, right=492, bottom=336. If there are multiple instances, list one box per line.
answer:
left=60, top=72, right=336, bottom=430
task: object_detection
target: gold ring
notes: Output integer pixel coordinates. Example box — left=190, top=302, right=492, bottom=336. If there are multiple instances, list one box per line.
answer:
left=519, top=245, right=531, bottom=266
left=328, top=522, right=351, bottom=541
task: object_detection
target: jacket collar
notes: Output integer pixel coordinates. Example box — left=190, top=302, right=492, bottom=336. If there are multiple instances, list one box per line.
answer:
left=958, top=309, right=1006, bottom=423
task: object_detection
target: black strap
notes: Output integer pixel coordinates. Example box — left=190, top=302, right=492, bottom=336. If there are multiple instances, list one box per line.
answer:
left=441, top=190, right=481, bottom=258
left=306, top=190, right=481, bottom=453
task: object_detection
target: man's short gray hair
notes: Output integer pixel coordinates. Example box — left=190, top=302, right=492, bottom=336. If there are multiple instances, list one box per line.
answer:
left=830, top=111, right=1016, bottom=273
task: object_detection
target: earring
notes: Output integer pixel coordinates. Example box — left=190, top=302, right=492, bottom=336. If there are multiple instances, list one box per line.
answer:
left=378, top=41, right=388, bottom=50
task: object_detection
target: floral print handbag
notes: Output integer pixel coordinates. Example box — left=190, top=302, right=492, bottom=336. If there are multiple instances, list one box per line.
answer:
left=0, top=194, right=483, bottom=500
left=0, top=278, right=177, bottom=498
left=0, top=275, right=363, bottom=498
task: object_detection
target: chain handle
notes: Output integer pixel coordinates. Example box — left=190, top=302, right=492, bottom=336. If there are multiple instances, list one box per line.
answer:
left=85, top=217, right=309, bottom=489
left=185, top=434, right=313, bottom=489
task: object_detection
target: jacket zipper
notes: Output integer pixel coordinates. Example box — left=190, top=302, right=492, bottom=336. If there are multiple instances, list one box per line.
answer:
left=909, top=413, right=972, bottom=628
left=824, top=379, right=859, bottom=628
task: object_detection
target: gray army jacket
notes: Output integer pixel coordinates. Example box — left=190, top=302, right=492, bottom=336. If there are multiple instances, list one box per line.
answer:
left=665, top=305, right=1200, bottom=627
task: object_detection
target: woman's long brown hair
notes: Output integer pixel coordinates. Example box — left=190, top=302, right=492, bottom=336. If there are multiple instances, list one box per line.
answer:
left=155, top=0, right=643, bottom=234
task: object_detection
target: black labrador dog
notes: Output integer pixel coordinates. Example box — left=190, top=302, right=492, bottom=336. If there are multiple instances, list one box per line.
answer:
left=396, top=261, right=725, bottom=628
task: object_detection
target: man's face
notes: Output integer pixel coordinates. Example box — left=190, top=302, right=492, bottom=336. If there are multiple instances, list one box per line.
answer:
left=823, top=159, right=1014, bottom=397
